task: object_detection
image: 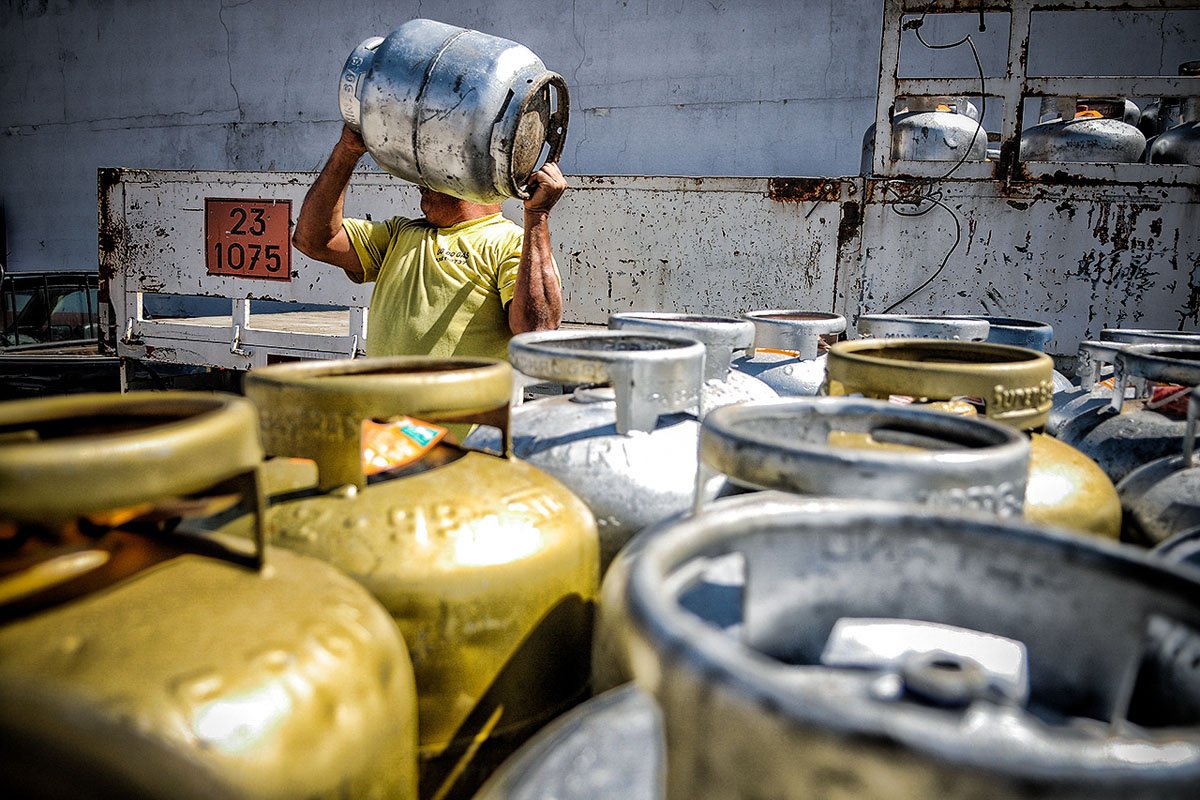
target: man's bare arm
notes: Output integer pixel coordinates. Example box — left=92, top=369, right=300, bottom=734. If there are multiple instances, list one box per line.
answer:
left=508, top=163, right=566, bottom=334
left=292, top=126, right=368, bottom=280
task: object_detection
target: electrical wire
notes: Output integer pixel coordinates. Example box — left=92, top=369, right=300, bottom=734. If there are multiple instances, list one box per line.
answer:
left=881, top=189, right=962, bottom=314
left=879, top=6, right=986, bottom=313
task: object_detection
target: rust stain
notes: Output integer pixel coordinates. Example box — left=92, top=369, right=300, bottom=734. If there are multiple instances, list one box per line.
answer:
left=835, top=202, right=862, bottom=258
left=768, top=177, right=840, bottom=203
left=97, top=168, right=126, bottom=282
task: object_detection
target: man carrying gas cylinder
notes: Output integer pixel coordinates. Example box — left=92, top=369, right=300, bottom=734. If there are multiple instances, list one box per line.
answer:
left=292, top=124, right=566, bottom=360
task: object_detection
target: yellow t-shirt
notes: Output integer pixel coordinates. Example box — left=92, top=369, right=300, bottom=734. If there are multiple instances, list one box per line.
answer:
left=342, top=213, right=525, bottom=360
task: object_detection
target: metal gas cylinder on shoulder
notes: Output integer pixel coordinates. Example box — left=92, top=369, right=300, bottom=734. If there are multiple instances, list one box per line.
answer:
left=1020, top=96, right=1146, bottom=163
left=223, top=357, right=599, bottom=800
left=1148, top=60, right=1200, bottom=166
left=857, top=313, right=989, bottom=342
left=340, top=18, right=569, bottom=203
left=731, top=310, right=846, bottom=396
left=608, top=312, right=778, bottom=414
left=462, top=329, right=709, bottom=572
left=592, top=395, right=1032, bottom=694
left=1119, top=387, right=1200, bottom=547
left=0, top=392, right=419, bottom=799
left=824, top=338, right=1122, bottom=538
left=1058, top=343, right=1200, bottom=484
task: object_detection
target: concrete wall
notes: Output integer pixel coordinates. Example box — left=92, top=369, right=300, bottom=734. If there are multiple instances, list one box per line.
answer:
left=2, top=0, right=1198, bottom=274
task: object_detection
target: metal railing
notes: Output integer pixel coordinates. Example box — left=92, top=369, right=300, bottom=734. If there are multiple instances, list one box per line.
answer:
left=870, top=0, right=1200, bottom=183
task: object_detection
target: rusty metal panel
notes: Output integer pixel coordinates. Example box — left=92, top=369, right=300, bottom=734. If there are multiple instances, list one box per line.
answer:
left=554, top=176, right=848, bottom=324
left=845, top=178, right=1200, bottom=355
left=103, top=169, right=419, bottom=369
left=102, top=169, right=1196, bottom=372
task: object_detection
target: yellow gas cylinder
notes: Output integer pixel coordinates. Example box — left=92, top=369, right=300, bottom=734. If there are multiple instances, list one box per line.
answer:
left=825, top=339, right=1122, bottom=538
left=0, top=392, right=418, bottom=799
left=235, top=357, right=600, bottom=800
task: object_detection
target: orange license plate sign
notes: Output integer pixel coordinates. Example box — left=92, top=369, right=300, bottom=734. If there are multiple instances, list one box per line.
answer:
left=205, top=198, right=292, bottom=281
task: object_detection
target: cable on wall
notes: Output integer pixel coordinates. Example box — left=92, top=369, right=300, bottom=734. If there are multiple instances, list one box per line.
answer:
left=879, top=4, right=986, bottom=314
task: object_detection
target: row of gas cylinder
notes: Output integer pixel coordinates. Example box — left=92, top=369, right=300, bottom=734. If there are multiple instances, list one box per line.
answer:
left=862, top=60, right=1200, bottom=169
left=1, top=310, right=1198, bottom=799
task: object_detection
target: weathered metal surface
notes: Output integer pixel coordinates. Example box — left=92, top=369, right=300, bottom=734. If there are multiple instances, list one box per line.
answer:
left=104, top=169, right=396, bottom=370
left=463, top=330, right=708, bottom=571
left=473, top=684, right=662, bottom=800
left=0, top=392, right=419, bottom=798
left=103, top=166, right=1198, bottom=372
left=218, top=357, right=600, bottom=800
left=560, top=176, right=846, bottom=324
left=848, top=178, right=1200, bottom=353
left=619, top=494, right=1200, bottom=800
left=341, top=19, right=569, bottom=203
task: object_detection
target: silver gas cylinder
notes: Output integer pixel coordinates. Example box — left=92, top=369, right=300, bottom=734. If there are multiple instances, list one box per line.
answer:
left=1048, top=329, right=1200, bottom=436
left=339, top=19, right=569, bottom=203
left=618, top=495, right=1200, bottom=800
left=1059, top=343, right=1200, bottom=483
left=949, top=315, right=1072, bottom=392
left=473, top=683, right=662, bottom=800
left=1118, top=387, right=1200, bottom=546
left=1020, top=96, right=1146, bottom=163
left=463, top=329, right=709, bottom=572
left=1153, top=526, right=1200, bottom=568
left=857, top=313, right=989, bottom=341
left=608, top=312, right=778, bottom=415
left=1148, top=61, right=1200, bottom=166
left=730, top=310, right=845, bottom=396
left=860, top=96, right=987, bottom=173
left=592, top=396, right=1033, bottom=694
left=1049, top=339, right=1124, bottom=436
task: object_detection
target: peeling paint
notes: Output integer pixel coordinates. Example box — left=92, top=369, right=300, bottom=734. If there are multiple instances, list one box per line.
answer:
left=768, top=178, right=841, bottom=203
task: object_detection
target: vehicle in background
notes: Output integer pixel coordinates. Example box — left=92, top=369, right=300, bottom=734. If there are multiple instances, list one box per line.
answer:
left=0, top=270, right=229, bottom=400
left=2, top=270, right=99, bottom=346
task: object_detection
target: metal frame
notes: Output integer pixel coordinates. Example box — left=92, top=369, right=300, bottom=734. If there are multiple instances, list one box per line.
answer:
left=870, top=0, right=1200, bottom=183
left=99, top=168, right=373, bottom=375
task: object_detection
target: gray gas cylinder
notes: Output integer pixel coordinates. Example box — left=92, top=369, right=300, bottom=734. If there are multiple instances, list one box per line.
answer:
left=860, top=96, right=987, bottom=173
left=1118, top=387, right=1200, bottom=546
left=949, top=315, right=1072, bottom=391
left=1059, top=343, right=1200, bottom=483
left=1049, top=329, right=1200, bottom=437
left=857, top=313, right=989, bottom=341
left=472, top=684, right=662, bottom=800
left=608, top=312, right=778, bottom=415
left=620, top=495, right=1200, bottom=800
left=339, top=19, right=569, bottom=202
left=1148, top=60, right=1200, bottom=166
left=592, top=396, right=1033, bottom=694
left=462, top=329, right=710, bottom=572
left=1020, top=97, right=1146, bottom=163
left=1153, top=526, right=1200, bottom=568
left=731, top=310, right=845, bottom=396
left=494, top=496, right=1200, bottom=799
